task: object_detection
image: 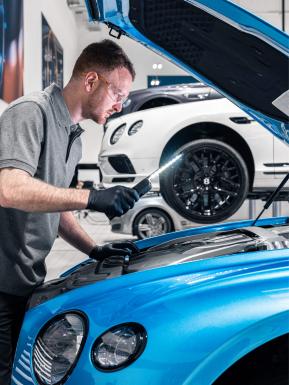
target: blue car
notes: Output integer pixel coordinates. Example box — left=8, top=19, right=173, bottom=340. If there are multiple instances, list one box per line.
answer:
left=12, top=1, right=289, bottom=384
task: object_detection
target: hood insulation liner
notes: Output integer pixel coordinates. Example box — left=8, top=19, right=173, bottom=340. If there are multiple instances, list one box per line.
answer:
left=129, top=0, right=289, bottom=123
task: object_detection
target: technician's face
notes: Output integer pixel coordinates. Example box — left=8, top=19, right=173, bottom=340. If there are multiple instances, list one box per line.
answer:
left=83, top=67, right=132, bottom=125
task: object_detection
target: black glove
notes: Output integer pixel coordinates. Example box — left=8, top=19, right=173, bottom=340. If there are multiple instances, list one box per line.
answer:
left=89, top=241, right=139, bottom=265
left=86, top=186, right=139, bottom=219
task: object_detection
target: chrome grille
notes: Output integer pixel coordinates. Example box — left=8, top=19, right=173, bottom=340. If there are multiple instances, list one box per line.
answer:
left=11, top=339, right=34, bottom=385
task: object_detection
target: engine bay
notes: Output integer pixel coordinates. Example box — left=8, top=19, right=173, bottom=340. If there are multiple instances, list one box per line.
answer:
left=28, top=224, right=289, bottom=309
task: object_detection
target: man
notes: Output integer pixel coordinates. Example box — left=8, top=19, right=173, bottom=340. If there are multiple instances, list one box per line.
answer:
left=0, top=39, right=140, bottom=383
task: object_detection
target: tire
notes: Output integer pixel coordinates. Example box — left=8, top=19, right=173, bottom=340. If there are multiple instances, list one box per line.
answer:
left=132, top=208, right=173, bottom=239
left=160, top=139, right=249, bottom=224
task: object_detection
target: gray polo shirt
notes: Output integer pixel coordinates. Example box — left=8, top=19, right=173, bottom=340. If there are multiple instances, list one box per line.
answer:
left=0, top=83, right=83, bottom=296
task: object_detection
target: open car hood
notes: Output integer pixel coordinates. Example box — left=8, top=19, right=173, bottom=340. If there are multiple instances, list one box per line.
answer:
left=85, top=0, right=289, bottom=142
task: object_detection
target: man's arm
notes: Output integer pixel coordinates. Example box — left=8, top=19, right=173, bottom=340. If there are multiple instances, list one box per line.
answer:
left=0, top=168, right=90, bottom=212
left=0, top=167, right=139, bottom=217
left=58, top=211, right=95, bottom=254
left=59, top=211, right=140, bottom=263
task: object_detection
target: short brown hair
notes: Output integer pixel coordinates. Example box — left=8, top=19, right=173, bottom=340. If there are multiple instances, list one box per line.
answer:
left=72, top=39, right=135, bottom=80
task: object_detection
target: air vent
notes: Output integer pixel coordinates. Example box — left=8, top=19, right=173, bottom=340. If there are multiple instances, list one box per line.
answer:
left=230, top=116, right=253, bottom=124
left=108, top=155, right=136, bottom=174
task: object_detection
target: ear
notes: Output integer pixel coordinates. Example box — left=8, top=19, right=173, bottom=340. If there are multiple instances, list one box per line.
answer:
left=84, top=71, right=98, bottom=92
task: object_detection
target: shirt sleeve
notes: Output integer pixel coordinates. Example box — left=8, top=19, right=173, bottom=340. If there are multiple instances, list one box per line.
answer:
left=0, top=101, right=45, bottom=176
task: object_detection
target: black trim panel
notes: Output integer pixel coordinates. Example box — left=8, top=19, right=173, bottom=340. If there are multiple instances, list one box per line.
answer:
left=264, top=162, right=289, bottom=167
left=108, top=155, right=136, bottom=174
left=78, top=163, right=99, bottom=170
left=264, top=171, right=289, bottom=175
left=230, top=117, right=252, bottom=124
left=112, top=177, right=135, bottom=182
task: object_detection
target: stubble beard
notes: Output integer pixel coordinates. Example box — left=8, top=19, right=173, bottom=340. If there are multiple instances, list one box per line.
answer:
left=84, top=96, right=116, bottom=125
left=83, top=98, right=105, bottom=124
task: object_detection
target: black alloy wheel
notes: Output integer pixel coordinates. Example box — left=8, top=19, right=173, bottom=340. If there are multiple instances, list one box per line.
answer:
left=133, top=208, right=173, bottom=239
left=160, top=139, right=249, bottom=224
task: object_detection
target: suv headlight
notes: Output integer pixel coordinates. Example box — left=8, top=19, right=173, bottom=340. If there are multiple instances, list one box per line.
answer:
left=92, top=323, right=147, bottom=371
left=33, top=312, right=87, bottom=385
left=122, top=98, right=131, bottom=108
left=184, top=92, right=209, bottom=100
left=110, top=123, right=126, bottom=144
left=128, top=120, right=143, bottom=136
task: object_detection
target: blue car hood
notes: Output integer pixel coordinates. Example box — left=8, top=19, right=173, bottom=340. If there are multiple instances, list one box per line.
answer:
left=85, top=0, right=289, bottom=142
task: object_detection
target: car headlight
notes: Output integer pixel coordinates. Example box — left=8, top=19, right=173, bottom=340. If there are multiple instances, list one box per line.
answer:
left=33, top=312, right=87, bottom=385
left=110, top=123, right=126, bottom=144
left=92, top=323, right=147, bottom=371
left=184, top=92, right=209, bottom=100
left=122, top=98, right=131, bottom=108
left=128, top=120, right=143, bottom=136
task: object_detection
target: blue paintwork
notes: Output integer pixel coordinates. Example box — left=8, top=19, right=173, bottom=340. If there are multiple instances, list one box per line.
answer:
left=85, top=0, right=289, bottom=144
left=12, top=216, right=289, bottom=384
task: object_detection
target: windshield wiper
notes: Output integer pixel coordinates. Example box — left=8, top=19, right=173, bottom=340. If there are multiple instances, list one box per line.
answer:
left=252, top=172, right=289, bottom=226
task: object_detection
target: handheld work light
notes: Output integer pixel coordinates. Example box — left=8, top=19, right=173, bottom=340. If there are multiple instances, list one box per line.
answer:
left=133, top=153, right=182, bottom=197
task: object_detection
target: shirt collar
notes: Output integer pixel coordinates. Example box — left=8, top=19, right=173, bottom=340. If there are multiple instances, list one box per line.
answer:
left=44, top=83, right=76, bottom=133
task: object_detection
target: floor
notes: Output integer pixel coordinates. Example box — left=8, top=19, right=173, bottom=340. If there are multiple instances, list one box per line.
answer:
left=45, top=211, right=134, bottom=281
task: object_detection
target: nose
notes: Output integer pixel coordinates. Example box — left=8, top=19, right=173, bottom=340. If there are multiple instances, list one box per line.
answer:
left=113, top=101, right=122, bottom=113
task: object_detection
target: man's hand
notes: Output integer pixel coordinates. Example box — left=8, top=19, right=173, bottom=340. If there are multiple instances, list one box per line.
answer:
left=89, top=241, right=139, bottom=264
left=86, top=186, right=139, bottom=219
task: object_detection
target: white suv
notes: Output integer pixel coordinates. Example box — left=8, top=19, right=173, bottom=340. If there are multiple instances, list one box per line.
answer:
left=99, top=97, right=289, bottom=223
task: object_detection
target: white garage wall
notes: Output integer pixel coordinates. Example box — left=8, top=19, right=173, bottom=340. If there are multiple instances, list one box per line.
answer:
left=232, top=0, right=288, bottom=31
left=23, top=0, right=79, bottom=94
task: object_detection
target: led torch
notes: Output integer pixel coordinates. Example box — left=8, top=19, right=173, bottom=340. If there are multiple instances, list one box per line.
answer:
left=133, top=153, right=182, bottom=197
left=108, top=153, right=182, bottom=221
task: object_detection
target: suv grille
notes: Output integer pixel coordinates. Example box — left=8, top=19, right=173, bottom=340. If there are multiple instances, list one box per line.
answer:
left=108, top=155, right=136, bottom=174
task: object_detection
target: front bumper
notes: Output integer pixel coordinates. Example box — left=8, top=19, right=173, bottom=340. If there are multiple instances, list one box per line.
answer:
left=99, top=154, right=160, bottom=189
